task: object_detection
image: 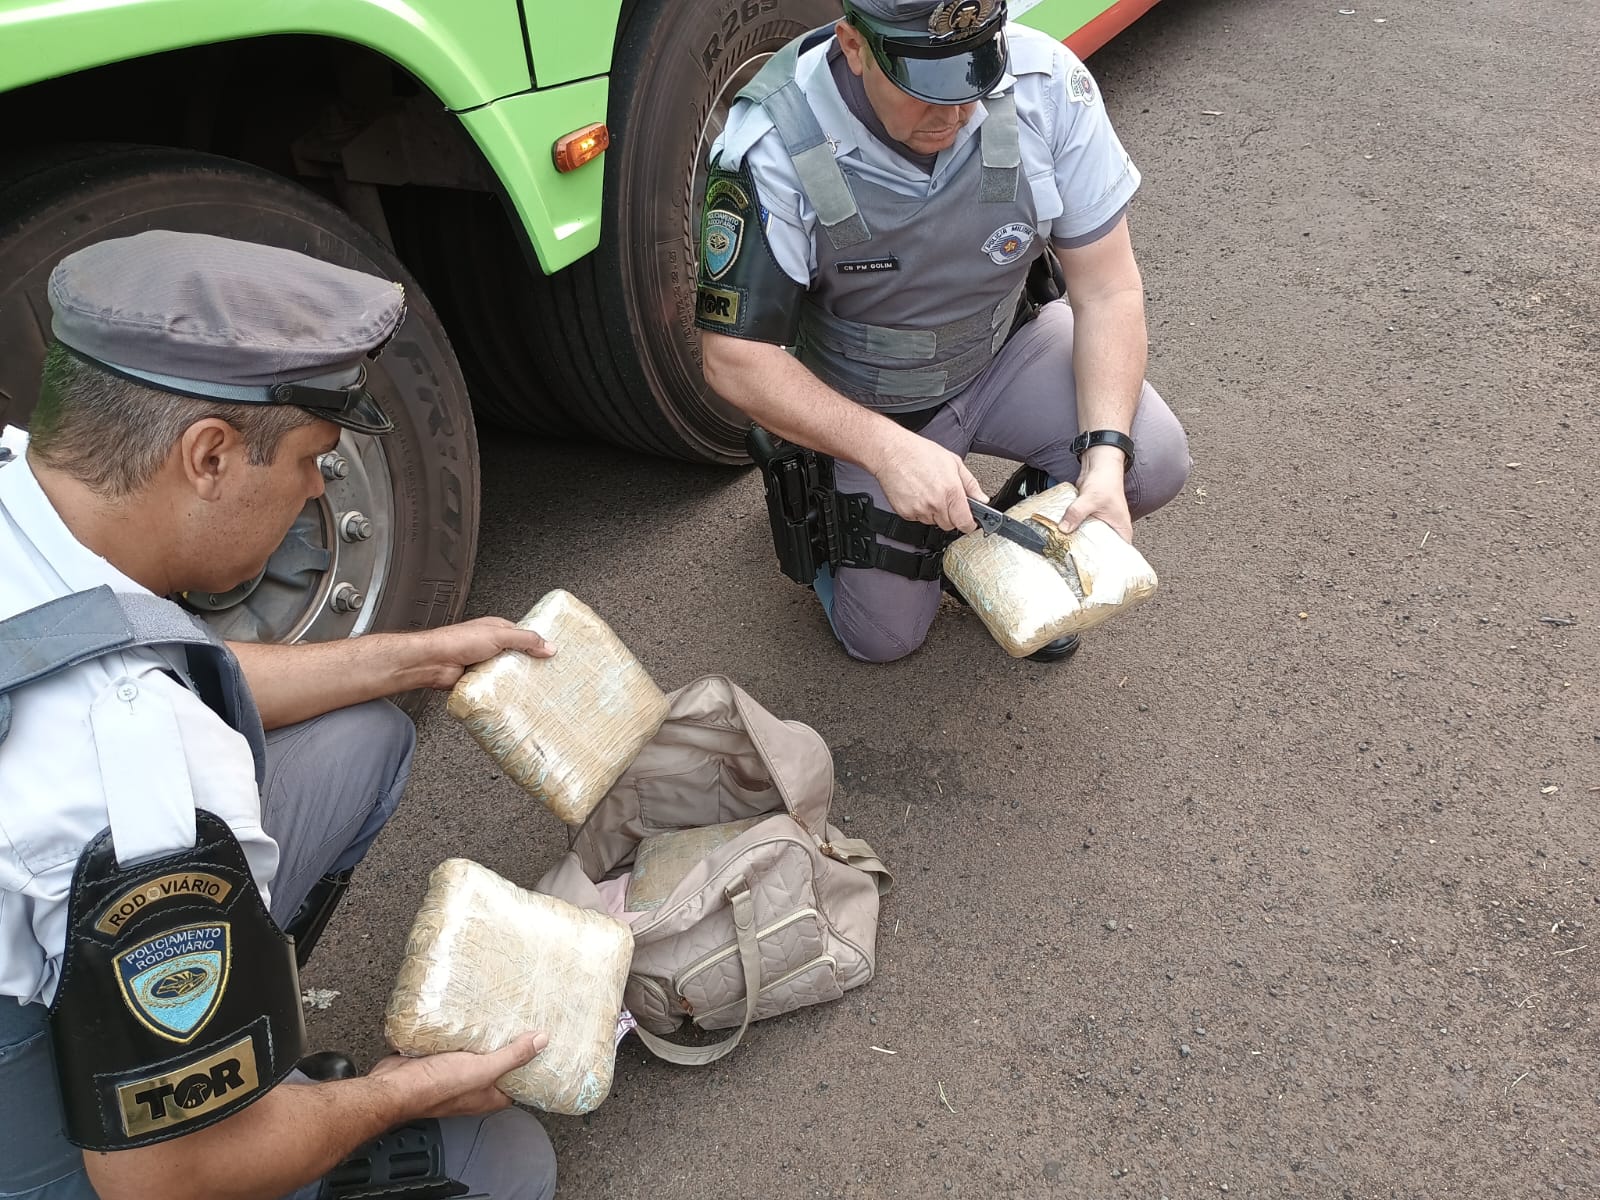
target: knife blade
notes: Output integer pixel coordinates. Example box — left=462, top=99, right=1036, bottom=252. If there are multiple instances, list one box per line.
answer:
left=967, top=498, right=1050, bottom=556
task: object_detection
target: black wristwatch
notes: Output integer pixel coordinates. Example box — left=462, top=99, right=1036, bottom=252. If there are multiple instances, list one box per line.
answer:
left=1070, top=429, right=1136, bottom=468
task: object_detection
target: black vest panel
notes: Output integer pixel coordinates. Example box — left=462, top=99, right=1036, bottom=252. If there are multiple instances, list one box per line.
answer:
left=49, top=810, right=307, bottom=1150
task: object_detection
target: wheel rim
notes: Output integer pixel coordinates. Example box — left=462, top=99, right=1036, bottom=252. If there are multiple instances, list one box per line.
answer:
left=184, top=430, right=395, bottom=643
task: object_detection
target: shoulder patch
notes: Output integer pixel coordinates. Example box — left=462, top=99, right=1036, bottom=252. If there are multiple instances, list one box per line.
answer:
left=695, top=160, right=804, bottom=344
left=1067, top=63, right=1097, bottom=106
left=703, top=210, right=745, bottom=281
left=116, top=923, right=231, bottom=1043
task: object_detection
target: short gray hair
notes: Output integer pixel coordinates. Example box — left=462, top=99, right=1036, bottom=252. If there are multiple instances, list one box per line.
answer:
left=27, top=343, right=320, bottom=497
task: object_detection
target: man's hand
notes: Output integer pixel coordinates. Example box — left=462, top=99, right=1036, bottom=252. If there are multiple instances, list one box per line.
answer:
left=369, top=1031, right=549, bottom=1119
left=411, top=617, right=555, bottom=692
left=1060, top=447, right=1134, bottom=543
left=84, top=1032, right=551, bottom=1200
left=231, top=617, right=554, bottom=729
left=872, top=428, right=987, bottom=533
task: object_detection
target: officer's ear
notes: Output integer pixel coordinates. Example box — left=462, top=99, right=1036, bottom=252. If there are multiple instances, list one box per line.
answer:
left=176, top=417, right=245, bottom=501
left=836, top=19, right=870, bottom=77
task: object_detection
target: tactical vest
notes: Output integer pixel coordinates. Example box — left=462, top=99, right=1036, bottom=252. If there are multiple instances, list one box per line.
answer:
left=736, top=34, right=1043, bottom=413
left=0, top=562, right=306, bottom=1150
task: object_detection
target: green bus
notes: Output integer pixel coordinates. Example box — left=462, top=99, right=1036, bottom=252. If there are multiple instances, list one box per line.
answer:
left=0, top=0, right=1160, bottom=643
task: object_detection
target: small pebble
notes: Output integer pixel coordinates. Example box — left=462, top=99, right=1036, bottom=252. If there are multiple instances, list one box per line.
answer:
left=1105, top=919, right=1119, bottom=931
left=1180, top=1043, right=1192, bottom=1058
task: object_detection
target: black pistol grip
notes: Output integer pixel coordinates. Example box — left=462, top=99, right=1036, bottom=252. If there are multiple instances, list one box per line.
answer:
left=746, top=423, right=782, bottom=466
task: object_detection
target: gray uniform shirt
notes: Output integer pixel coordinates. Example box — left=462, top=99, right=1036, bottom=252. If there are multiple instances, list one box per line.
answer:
left=710, top=23, right=1142, bottom=286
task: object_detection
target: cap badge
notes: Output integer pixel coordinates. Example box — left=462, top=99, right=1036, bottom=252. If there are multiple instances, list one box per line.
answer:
left=929, top=0, right=998, bottom=39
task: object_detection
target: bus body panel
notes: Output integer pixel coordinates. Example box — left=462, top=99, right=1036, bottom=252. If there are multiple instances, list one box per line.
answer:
left=0, top=0, right=530, bottom=107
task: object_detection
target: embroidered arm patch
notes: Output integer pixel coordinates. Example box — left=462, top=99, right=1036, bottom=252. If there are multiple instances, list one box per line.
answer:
left=695, top=160, right=804, bottom=344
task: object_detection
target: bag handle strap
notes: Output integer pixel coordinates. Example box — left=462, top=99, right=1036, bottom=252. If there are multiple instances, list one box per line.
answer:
left=822, top=834, right=894, bottom=897
left=632, top=878, right=761, bottom=1067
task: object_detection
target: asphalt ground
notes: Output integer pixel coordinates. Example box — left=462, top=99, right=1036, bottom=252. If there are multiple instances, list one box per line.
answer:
left=303, top=0, right=1600, bottom=1195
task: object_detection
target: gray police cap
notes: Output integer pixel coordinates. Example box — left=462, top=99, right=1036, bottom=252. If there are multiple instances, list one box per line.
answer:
left=844, top=0, right=1009, bottom=104
left=48, top=230, right=406, bottom=434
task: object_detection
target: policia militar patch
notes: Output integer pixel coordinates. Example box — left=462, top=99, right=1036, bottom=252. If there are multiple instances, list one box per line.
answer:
left=695, top=158, right=803, bottom=344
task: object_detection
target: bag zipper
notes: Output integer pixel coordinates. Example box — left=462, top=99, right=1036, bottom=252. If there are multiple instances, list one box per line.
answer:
left=693, top=954, right=838, bottom=1026
left=673, top=907, right=822, bottom=995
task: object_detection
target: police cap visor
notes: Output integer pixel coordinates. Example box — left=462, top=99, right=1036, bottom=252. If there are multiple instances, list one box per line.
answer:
left=850, top=11, right=1009, bottom=104
left=268, top=367, right=395, bottom=436
left=878, top=31, right=1009, bottom=104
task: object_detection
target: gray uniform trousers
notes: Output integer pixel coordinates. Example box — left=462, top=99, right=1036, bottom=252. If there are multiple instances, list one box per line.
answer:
left=0, top=700, right=555, bottom=1200
left=819, top=301, right=1193, bottom=662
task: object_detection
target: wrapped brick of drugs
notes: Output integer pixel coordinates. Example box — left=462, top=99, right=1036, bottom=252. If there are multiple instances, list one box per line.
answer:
left=447, top=589, right=669, bottom=825
left=385, top=859, right=633, bottom=1115
left=943, top=481, right=1159, bottom=657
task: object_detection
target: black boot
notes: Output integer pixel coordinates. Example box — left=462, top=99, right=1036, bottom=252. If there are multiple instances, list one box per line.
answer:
left=286, top=869, right=353, bottom=969
left=297, top=1050, right=360, bottom=1081
left=991, top=464, right=1052, bottom=512
left=1027, top=634, right=1082, bottom=663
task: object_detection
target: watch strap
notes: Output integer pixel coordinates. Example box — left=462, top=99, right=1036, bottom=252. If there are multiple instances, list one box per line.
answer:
left=1070, top=429, right=1136, bottom=468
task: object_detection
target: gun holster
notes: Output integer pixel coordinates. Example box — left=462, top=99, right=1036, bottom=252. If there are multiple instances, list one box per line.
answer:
left=1007, top=251, right=1067, bottom=340
left=320, top=1119, right=484, bottom=1199
left=746, top=425, right=951, bottom=585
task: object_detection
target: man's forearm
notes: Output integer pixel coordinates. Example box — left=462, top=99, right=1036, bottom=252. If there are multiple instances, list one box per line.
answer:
left=85, top=1075, right=412, bottom=1200
left=1068, top=287, right=1148, bottom=437
left=700, top=335, right=904, bottom=474
left=229, top=633, right=436, bottom=730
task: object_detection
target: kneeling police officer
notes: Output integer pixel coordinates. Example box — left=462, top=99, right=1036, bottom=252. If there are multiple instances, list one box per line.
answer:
left=0, top=231, right=556, bottom=1200
left=698, top=0, right=1193, bottom=663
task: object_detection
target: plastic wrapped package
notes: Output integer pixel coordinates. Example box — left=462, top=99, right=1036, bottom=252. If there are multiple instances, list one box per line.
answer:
left=447, top=589, right=669, bottom=825
left=385, top=859, right=634, bottom=1115
left=943, top=481, right=1159, bottom=657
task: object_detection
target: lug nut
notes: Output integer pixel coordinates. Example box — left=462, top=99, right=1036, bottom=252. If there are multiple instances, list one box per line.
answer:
left=339, top=511, right=374, bottom=542
left=329, top=582, right=364, bottom=613
left=319, top=452, right=350, bottom=481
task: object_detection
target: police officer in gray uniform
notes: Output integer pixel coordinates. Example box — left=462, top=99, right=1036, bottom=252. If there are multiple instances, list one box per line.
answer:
left=0, top=231, right=557, bottom=1199
left=698, top=0, right=1192, bottom=663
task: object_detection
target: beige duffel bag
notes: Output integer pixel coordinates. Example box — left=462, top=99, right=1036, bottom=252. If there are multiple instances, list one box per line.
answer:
left=535, top=675, right=890, bottom=1065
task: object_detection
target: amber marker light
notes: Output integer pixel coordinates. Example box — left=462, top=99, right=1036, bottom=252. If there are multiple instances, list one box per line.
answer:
left=553, top=123, right=610, bottom=173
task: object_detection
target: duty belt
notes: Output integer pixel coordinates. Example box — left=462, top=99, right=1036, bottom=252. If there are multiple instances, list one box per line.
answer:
left=747, top=425, right=953, bottom=585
